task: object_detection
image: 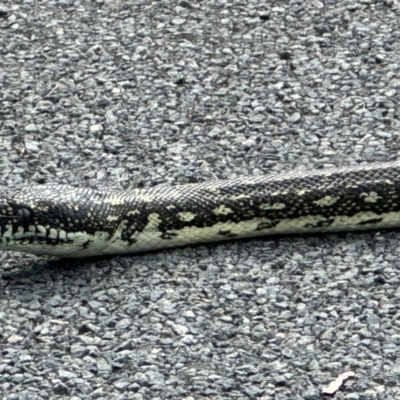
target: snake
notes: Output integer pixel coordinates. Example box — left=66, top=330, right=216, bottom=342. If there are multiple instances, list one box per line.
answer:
left=0, top=161, right=400, bottom=258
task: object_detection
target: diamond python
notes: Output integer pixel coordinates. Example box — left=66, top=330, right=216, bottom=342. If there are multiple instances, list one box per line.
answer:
left=1, top=161, right=400, bottom=258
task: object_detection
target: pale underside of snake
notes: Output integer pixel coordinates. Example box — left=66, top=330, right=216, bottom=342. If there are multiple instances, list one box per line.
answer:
left=0, top=161, right=400, bottom=258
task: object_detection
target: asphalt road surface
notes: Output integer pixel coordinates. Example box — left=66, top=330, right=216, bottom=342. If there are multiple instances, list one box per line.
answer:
left=1, top=0, right=400, bottom=399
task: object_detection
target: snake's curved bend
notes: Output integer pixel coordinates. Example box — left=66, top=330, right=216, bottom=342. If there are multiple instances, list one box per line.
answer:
left=1, top=161, right=400, bottom=258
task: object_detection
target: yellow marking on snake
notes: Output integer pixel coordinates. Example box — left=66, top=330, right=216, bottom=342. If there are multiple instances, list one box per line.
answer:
left=313, top=196, right=339, bottom=207
left=361, top=192, right=381, bottom=203
left=213, top=205, right=233, bottom=215
left=296, top=189, right=309, bottom=196
left=177, top=212, right=197, bottom=222
left=259, top=203, right=286, bottom=210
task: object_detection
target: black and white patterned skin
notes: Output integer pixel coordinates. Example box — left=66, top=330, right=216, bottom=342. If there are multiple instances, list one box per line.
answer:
left=1, top=161, right=400, bottom=257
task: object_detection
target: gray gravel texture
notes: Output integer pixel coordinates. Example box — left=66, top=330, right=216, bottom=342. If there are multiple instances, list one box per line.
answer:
left=1, top=0, right=400, bottom=399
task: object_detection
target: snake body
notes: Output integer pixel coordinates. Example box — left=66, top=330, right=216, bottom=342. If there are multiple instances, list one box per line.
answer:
left=1, top=161, right=400, bottom=258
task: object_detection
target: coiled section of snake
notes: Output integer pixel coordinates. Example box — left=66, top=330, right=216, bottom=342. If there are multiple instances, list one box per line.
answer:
left=0, top=161, right=400, bottom=257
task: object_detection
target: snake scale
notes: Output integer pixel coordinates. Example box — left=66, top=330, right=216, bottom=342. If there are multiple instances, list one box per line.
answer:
left=1, top=161, right=400, bottom=258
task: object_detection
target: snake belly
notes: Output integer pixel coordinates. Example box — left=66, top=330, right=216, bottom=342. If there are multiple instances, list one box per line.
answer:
left=1, top=161, right=400, bottom=257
